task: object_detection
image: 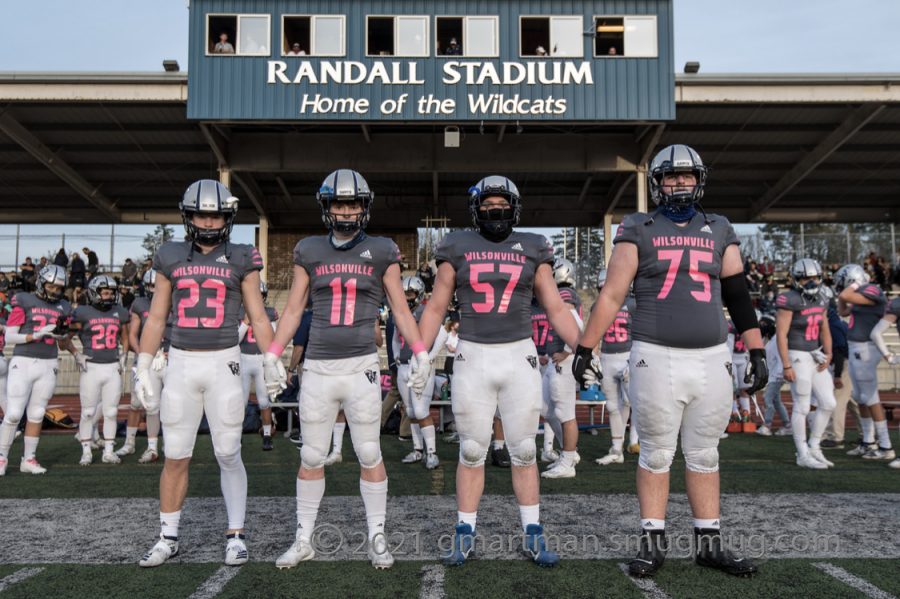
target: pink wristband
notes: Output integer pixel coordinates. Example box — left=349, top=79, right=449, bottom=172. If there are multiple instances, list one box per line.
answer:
left=411, top=341, right=427, bottom=355
left=268, top=342, right=285, bottom=357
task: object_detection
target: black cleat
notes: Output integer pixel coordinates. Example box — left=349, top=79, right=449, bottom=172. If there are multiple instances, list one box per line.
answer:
left=694, top=528, right=758, bottom=577
left=262, top=435, right=274, bottom=451
left=491, top=445, right=511, bottom=468
left=628, top=529, right=668, bottom=577
left=289, top=430, right=302, bottom=445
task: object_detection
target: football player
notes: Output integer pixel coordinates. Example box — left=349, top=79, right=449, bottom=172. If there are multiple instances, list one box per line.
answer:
left=573, top=145, right=766, bottom=578
left=0, top=265, right=78, bottom=475
left=835, top=264, right=894, bottom=461
left=594, top=268, right=639, bottom=466
left=776, top=259, right=836, bottom=469
left=238, top=280, right=279, bottom=451
left=533, top=296, right=558, bottom=463
left=71, top=275, right=130, bottom=465
left=540, top=258, right=584, bottom=479
left=267, top=169, right=431, bottom=570
left=417, top=175, right=582, bottom=567
left=136, top=179, right=273, bottom=568
left=726, top=318, right=755, bottom=433
left=757, top=313, right=793, bottom=437
left=869, top=292, right=900, bottom=469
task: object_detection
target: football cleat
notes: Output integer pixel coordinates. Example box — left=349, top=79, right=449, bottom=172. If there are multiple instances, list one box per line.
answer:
left=540, top=448, right=560, bottom=463
left=275, top=532, right=315, bottom=569
left=289, top=429, right=303, bottom=445
left=862, top=447, right=896, bottom=461
left=541, top=461, right=576, bottom=479
left=401, top=450, right=423, bottom=464
left=101, top=451, right=121, bottom=465
left=115, top=443, right=135, bottom=457
left=694, top=528, right=757, bottom=577
left=324, top=451, right=343, bottom=466
left=139, top=535, right=179, bottom=567
left=755, top=425, right=772, bottom=437
left=719, top=432, right=729, bottom=440
left=442, top=522, right=476, bottom=566
left=888, top=458, right=900, bottom=469
left=808, top=448, right=834, bottom=468
left=819, top=439, right=843, bottom=449
left=224, top=534, right=248, bottom=566
left=425, top=452, right=440, bottom=470
left=628, top=529, right=668, bottom=577
left=0, top=456, right=7, bottom=476
left=491, top=445, right=511, bottom=468
left=79, top=452, right=93, bottom=466
left=774, top=426, right=793, bottom=437
left=368, top=533, right=395, bottom=569
left=443, top=431, right=460, bottom=444
left=262, top=435, right=274, bottom=452
left=20, top=457, right=47, bottom=475
left=847, top=441, right=876, bottom=456
left=796, top=453, right=828, bottom=470
left=523, top=524, right=559, bottom=567
left=595, top=449, right=625, bottom=466
left=627, top=443, right=641, bottom=455
left=138, top=448, right=160, bottom=464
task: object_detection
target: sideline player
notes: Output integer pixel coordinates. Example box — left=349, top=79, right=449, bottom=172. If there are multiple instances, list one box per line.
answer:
left=573, top=145, right=767, bottom=577
left=417, top=175, right=582, bottom=567
left=776, top=259, right=836, bottom=470
left=869, top=292, right=900, bottom=468
left=71, top=275, right=130, bottom=465
left=136, top=179, right=274, bottom=567
left=267, top=169, right=432, bottom=570
left=238, top=280, right=279, bottom=451
left=532, top=296, right=558, bottom=463
left=0, top=265, right=76, bottom=475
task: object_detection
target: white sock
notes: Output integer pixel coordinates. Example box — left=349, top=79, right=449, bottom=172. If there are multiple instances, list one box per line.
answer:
left=560, top=450, right=578, bottom=467
left=296, top=477, right=326, bottom=540
left=492, top=439, right=505, bottom=450
left=262, top=424, right=272, bottom=436
left=332, top=422, right=346, bottom=453
left=148, top=437, right=159, bottom=451
left=23, top=436, right=39, bottom=460
left=792, top=410, right=809, bottom=455
left=420, top=424, right=436, bottom=455
left=125, top=426, right=138, bottom=445
left=160, top=510, right=181, bottom=538
left=519, top=504, right=540, bottom=531
left=216, top=452, right=248, bottom=531
left=104, top=440, right=115, bottom=454
left=809, top=407, right=832, bottom=448
left=146, top=413, right=161, bottom=438
left=860, top=417, right=874, bottom=444
left=641, top=518, right=665, bottom=531
left=694, top=518, right=720, bottom=530
left=458, top=511, right=477, bottom=531
left=874, top=419, right=892, bottom=449
left=81, top=441, right=92, bottom=454
left=738, top=395, right=750, bottom=412
left=611, top=438, right=624, bottom=452
left=359, top=478, right=388, bottom=541
left=543, top=425, right=555, bottom=451
left=410, top=423, right=423, bottom=451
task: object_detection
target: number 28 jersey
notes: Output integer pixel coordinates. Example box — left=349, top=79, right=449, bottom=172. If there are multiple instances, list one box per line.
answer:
left=154, top=241, right=263, bottom=350
left=72, top=305, right=130, bottom=363
left=775, top=289, right=827, bottom=352
left=293, top=234, right=400, bottom=361
left=436, top=230, right=554, bottom=344
left=614, top=212, right=739, bottom=349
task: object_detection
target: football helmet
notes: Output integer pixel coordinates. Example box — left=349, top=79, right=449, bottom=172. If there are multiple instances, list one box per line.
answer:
left=259, top=280, right=269, bottom=302
left=648, top=144, right=708, bottom=210
left=790, top=258, right=823, bottom=299
left=552, top=258, right=575, bottom=287
left=468, top=175, right=521, bottom=239
left=833, top=263, right=869, bottom=292
left=143, top=269, right=157, bottom=299
left=179, top=179, right=239, bottom=246
left=317, top=169, right=373, bottom=234
left=86, top=275, right=119, bottom=310
left=758, top=312, right=776, bottom=340
left=35, top=264, right=67, bottom=302
left=596, top=268, right=608, bottom=290
left=402, top=275, right=425, bottom=309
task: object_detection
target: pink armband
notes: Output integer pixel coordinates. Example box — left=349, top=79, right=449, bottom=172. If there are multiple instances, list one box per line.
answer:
left=268, top=342, right=285, bottom=357
left=411, top=341, right=427, bottom=355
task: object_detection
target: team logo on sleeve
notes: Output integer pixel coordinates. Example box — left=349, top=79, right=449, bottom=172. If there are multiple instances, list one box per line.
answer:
left=365, top=369, right=378, bottom=384
left=526, top=355, right=538, bottom=369
left=227, top=361, right=241, bottom=376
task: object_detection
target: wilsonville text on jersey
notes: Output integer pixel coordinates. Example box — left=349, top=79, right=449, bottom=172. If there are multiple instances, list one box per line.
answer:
left=314, top=263, right=375, bottom=277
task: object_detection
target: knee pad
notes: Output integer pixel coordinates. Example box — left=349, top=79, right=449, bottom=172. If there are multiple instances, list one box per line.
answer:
left=26, top=404, right=46, bottom=424
left=684, top=447, right=719, bottom=474
left=355, top=441, right=383, bottom=469
left=81, top=407, right=97, bottom=421
left=216, top=451, right=244, bottom=471
left=792, top=399, right=811, bottom=417
left=1, top=412, right=21, bottom=427
left=638, top=447, right=675, bottom=474
left=507, top=438, right=537, bottom=467
left=459, top=438, right=488, bottom=467
left=300, top=445, right=328, bottom=470
left=257, top=395, right=271, bottom=410
left=130, top=394, right=142, bottom=410
left=102, top=405, right=118, bottom=420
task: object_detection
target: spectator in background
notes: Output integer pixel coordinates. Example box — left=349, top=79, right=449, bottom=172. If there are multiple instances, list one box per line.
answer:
left=53, top=248, right=68, bottom=269
left=69, top=252, right=86, bottom=300
left=287, top=43, right=306, bottom=56
left=416, top=262, right=435, bottom=294
left=83, top=247, right=99, bottom=276
left=607, top=46, right=618, bottom=56
left=0, top=272, right=8, bottom=295
left=444, top=38, right=462, bottom=56
left=38, top=257, right=48, bottom=269
left=745, top=261, right=762, bottom=293
left=121, top=258, right=138, bottom=286
left=875, top=257, right=889, bottom=291
left=822, top=298, right=857, bottom=448
left=761, top=257, right=774, bottom=276
left=19, top=257, right=35, bottom=292
left=214, top=32, right=235, bottom=54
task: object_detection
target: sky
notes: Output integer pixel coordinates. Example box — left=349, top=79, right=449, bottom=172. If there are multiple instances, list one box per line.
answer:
left=1, top=0, right=898, bottom=269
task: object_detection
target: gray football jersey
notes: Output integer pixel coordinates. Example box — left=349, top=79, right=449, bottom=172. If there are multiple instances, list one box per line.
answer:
left=601, top=295, right=636, bottom=354
left=129, top=296, right=173, bottom=351
left=888, top=298, right=900, bottom=335
left=73, top=305, right=130, bottom=363
left=395, top=304, right=425, bottom=363
left=436, top=230, right=554, bottom=344
left=531, top=299, right=550, bottom=355
left=239, top=306, right=279, bottom=355
left=847, top=283, right=886, bottom=342
left=294, top=234, right=400, bottom=360
left=775, top=289, right=827, bottom=352
left=154, top=241, right=263, bottom=350
left=7, top=292, right=72, bottom=359
left=614, top=212, right=739, bottom=349
left=545, top=286, right=582, bottom=354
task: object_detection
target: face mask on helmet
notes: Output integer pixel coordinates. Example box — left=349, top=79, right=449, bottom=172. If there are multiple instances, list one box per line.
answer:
left=40, top=282, right=64, bottom=302
left=469, top=176, right=521, bottom=241
left=318, top=170, right=373, bottom=237
left=180, top=180, right=238, bottom=247
left=402, top=276, right=425, bottom=309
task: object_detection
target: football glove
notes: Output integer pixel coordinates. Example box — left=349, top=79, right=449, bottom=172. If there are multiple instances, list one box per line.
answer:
left=408, top=351, right=432, bottom=395
left=571, top=345, right=602, bottom=390
left=151, top=349, right=167, bottom=372
left=744, top=348, right=769, bottom=394
left=263, top=352, right=287, bottom=400
left=74, top=353, right=89, bottom=373
left=133, top=352, right=158, bottom=413
left=33, top=323, right=57, bottom=340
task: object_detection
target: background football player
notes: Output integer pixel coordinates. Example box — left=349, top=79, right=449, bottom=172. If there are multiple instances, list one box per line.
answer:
left=238, top=280, right=279, bottom=451
left=869, top=292, right=900, bottom=469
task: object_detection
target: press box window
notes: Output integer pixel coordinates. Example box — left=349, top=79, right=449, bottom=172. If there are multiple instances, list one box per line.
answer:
left=366, top=16, right=428, bottom=57
left=282, top=15, right=346, bottom=56
left=436, top=16, right=498, bottom=57
left=206, top=14, right=270, bottom=55
left=593, top=16, right=658, bottom=57
left=520, top=16, right=583, bottom=57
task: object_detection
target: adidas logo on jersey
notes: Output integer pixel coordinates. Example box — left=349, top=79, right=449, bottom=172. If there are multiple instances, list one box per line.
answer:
left=635, top=359, right=648, bottom=368
left=511, top=243, right=524, bottom=251
left=216, top=255, right=229, bottom=264
left=360, top=249, right=373, bottom=259
left=700, top=224, right=712, bottom=233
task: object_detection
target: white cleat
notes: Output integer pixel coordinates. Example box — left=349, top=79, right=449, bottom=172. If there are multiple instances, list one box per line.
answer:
left=20, top=457, right=47, bottom=475
left=0, top=456, right=7, bottom=476
left=224, top=535, right=249, bottom=566
left=324, top=451, right=343, bottom=466
left=595, top=449, right=624, bottom=466
left=79, top=452, right=93, bottom=466
left=888, top=458, right=900, bottom=469
left=808, top=448, right=834, bottom=468
left=774, top=427, right=793, bottom=437
left=368, top=533, right=395, bottom=569
left=755, top=425, right=773, bottom=437
left=425, top=452, right=440, bottom=470
left=139, top=535, right=179, bottom=568
left=796, top=453, right=828, bottom=470
left=540, top=448, right=559, bottom=463
left=138, top=448, right=160, bottom=464
left=862, top=447, right=896, bottom=461
left=101, top=451, right=121, bottom=464
left=401, top=450, right=423, bottom=464
left=847, top=442, right=876, bottom=456
left=541, top=460, right=576, bottom=479
left=115, top=444, right=135, bottom=457
left=275, top=532, right=315, bottom=569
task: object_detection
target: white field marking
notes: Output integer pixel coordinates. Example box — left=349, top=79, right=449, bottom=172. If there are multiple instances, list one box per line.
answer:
left=419, top=564, right=446, bottom=599
left=0, top=567, right=45, bottom=592
left=187, top=566, right=241, bottom=599
left=812, top=562, right=898, bottom=599
left=617, top=563, right=672, bottom=599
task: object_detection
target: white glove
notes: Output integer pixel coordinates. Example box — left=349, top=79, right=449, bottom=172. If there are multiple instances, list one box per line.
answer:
left=889, top=353, right=900, bottom=366
left=151, top=349, right=167, bottom=372
left=118, top=354, right=127, bottom=373
left=263, top=352, right=287, bottom=400
left=74, top=353, right=88, bottom=373
left=33, top=324, right=56, bottom=340
left=810, top=348, right=828, bottom=365
left=133, top=352, right=158, bottom=413
left=407, top=351, right=432, bottom=395
left=582, top=354, right=602, bottom=387
left=621, top=364, right=630, bottom=385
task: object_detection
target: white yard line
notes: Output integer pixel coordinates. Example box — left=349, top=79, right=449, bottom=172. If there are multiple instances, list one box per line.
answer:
left=187, top=566, right=241, bottom=599
left=418, top=564, right=446, bottom=599
left=0, top=567, right=44, bottom=592
left=617, top=563, right=672, bottom=599
left=812, top=562, right=898, bottom=599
